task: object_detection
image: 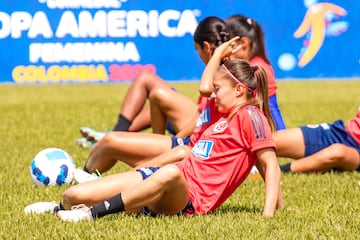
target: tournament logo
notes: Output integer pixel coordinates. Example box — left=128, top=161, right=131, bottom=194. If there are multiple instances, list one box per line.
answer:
left=277, top=0, right=348, bottom=71
left=294, top=0, right=348, bottom=67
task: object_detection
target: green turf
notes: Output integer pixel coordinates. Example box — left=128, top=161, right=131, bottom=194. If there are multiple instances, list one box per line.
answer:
left=1, top=80, right=360, bottom=239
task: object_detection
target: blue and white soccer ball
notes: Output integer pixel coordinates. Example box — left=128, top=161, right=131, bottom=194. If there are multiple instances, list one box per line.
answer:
left=30, top=148, right=76, bottom=186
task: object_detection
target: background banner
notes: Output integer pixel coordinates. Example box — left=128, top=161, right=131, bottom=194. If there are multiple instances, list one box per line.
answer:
left=0, top=0, right=358, bottom=83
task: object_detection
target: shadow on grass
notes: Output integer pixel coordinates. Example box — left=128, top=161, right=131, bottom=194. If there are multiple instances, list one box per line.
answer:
left=214, top=204, right=262, bottom=215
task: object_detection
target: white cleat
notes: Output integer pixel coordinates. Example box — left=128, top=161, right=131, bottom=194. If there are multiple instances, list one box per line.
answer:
left=73, top=168, right=101, bottom=184
left=76, top=137, right=95, bottom=149
left=79, top=127, right=106, bottom=142
left=57, top=204, right=93, bottom=222
left=24, top=201, right=59, bottom=215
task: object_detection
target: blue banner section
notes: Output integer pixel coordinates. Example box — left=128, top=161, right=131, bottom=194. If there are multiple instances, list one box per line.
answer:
left=0, top=0, right=358, bottom=83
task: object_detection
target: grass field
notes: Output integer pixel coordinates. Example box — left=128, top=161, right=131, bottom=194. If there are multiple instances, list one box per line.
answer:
left=1, top=80, right=360, bottom=239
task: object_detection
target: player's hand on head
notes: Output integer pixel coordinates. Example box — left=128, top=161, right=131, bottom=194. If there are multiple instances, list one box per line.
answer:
left=213, top=36, right=240, bottom=60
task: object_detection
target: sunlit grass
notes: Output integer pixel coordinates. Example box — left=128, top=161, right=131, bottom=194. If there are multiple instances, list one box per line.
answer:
left=1, top=80, right=360, bottom=239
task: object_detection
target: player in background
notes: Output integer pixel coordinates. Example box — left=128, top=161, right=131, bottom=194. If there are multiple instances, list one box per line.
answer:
left=24, top=58, right=283, bottom=221
left=225, top=14, right=286, bottom=130
left=275, top=107, right=360, bottom=173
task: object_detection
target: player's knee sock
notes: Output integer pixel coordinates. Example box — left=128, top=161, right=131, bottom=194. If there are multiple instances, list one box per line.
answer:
left=113, top=114, right=132, bottom=131
left=280, top=163, right=291, bottom=173
left=54, top=202, right=64, bottom=213
left=90, top=193, right=124, bottom=218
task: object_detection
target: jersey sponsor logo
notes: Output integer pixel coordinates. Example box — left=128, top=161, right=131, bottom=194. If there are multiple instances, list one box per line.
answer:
left=191, top=140, right=214, bottom=159
left=213, top=120, right=228, bottom=133
left=196, top=107, right=210, bottom=128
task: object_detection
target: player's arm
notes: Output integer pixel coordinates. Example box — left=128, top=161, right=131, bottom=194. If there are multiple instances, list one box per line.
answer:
left=199, top=36, right=240, bottom=97
left=255, top=159, right=284, bottom=211
left=255, top=148, right=283, bottom=217
left=132, top=145, right=191, bottom=170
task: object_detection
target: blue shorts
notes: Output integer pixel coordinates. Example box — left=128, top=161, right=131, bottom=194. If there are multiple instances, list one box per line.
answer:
left=301, top=120, right=360, bottom=156
left=166, top=121, right=177, bottom=135
left=269, top=94, right=286, bottom=130
left=170, top=136, right=190, bottom=148
left=136, top=167, right=195, bottom=216
left=141, top=200, right=195, bottom=217
left=136, top=167, right=160, bottom=180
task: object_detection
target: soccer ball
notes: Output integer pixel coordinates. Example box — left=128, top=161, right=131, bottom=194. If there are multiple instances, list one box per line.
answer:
left=29, top=148, right=76, bottom=186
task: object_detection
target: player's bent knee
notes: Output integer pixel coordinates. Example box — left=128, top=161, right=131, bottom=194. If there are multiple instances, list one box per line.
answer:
left=327, top=144, right=348, bottom=160
left=176, top=145, right=191, bottom=160
left=149, top=87, right=168, bottom=103
left=99, top=132, right=126, bottom=147
left=134, top=71, right=154, bottom=84
left=156, top=165, right=183, bottom=184
left=62, top=187, right=83, bottom=209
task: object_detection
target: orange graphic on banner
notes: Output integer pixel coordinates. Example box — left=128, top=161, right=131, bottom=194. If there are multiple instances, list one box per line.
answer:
left=294, top=2, right=347, bottom=67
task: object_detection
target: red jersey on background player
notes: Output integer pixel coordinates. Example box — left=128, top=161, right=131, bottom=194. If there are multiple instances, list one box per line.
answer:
left=345, top=108, right=360, bottom=144
left=189, top=96, right=227, bottom=146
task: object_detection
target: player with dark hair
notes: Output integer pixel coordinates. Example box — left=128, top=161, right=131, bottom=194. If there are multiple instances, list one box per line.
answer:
left=225, top=14, right=286, bottom=130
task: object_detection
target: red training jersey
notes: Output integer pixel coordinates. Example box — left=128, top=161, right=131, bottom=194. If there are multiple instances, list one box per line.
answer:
left=345, top=109, right=360, bottom=145
left=250, top=56, right=277, bottom=97
left=176, top=105, right=275, bottom=214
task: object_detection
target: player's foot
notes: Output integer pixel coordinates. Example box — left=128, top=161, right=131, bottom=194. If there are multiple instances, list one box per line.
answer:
left=57, top=204, right=93, bottom=222
left=79, top=127, right=106, bottom=142
left=73, top=168, right=101, bottom=184
left=24, top=201, right=59, bottom=215
left=76, top=137, right=95, bottom=148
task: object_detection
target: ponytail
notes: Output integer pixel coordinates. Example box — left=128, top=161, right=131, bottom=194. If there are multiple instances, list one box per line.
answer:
left=221, top=60, right=275, bottom=131
left=225, top=14, right=270, bottom=64
left=252, top=66, right=275, bottom=131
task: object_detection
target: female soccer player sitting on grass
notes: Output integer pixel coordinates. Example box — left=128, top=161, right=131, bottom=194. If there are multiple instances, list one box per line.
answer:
left=275, top=107, right=360, bottom=173
left=25, top=58, right=283, bottom=221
